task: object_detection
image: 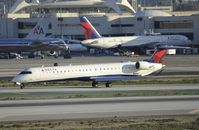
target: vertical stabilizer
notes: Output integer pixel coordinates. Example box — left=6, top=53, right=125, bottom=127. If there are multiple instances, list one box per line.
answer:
left=147, top=49, right=167, bottom=63
left=80, top=17, right=101, bottom=40
left=25, top=17, right=48, bottom=40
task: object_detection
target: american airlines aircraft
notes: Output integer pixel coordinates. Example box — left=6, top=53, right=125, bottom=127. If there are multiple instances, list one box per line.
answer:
left=80, top=17, right=191, bottom=54
left=12, top=48, right=167, bottom=89
left=0, top=18, right=70, bottom=59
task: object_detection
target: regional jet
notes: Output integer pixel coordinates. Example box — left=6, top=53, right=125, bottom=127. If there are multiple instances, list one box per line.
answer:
left=0, top=17, right=70, bottom=59
left=13, top=48, right=167, bottom=89
left=80, top=17, right=191, bottom=55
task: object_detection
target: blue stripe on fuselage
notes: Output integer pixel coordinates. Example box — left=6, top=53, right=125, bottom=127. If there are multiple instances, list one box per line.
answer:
left=0, top=39, right=32, bottom=45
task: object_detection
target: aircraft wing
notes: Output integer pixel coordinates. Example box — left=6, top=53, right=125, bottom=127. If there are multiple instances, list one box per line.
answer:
left=121, top=41, right=160, bottom=48
left=30, top=41, right=48, bottom=48
left=29, top=40, right=67, bottom=51
left=90, top=75, right=141, bottom=81
left=66, top=39, right=81, bottom=44
left=156, top=45, right=191, bottom=49
left=121, top=41, right=190, bottom=49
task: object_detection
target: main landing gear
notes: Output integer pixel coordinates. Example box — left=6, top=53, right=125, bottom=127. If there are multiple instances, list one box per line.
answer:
left=20, top=84, right=25, bottom=89
left=105, top=82, right=112, bottom=88
left=91, top=81, right=112, bottom=88
left=92, top=81, right=98, bottom=88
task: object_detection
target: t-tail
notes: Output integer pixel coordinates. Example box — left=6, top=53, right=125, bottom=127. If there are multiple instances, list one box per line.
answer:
left=25, top=17, right=48, bottom=40
left=147, top=48, right=168, bottom=63
left=80, top=16, right=101, bottom=40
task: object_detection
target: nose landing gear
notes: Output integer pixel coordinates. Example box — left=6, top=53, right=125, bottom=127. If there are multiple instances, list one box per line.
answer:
left=15, top=82, right=25, bottom=89
left=20, top=84, right=25, bottom=89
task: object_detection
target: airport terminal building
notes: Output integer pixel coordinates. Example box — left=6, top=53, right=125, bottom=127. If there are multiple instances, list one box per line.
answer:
left=0, top=0, right=199, bottom=53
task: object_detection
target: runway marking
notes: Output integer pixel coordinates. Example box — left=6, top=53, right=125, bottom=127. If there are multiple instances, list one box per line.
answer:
left=188, top=109, right=199, bottom=114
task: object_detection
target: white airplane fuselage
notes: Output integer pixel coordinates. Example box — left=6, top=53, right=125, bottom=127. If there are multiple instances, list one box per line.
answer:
left=82, top=35, right=191, bottom=49
left=12, top=61, right=163, bottom=84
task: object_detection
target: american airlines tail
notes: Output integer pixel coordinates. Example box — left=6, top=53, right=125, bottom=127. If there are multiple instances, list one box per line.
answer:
left=147, top=49, right=168, bottom=63
left=25, top=17, right=48, bottom=40
left=80, top=16, right=101, bottom=40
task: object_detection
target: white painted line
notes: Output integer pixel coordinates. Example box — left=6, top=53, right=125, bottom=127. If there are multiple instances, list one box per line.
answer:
left=188, top=109, right=199, bottom=114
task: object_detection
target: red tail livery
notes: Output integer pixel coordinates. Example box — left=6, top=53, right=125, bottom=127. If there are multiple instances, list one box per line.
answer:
left=148, top=49, right=168, bottom=63
left=80, top=17, right=101, bottom=40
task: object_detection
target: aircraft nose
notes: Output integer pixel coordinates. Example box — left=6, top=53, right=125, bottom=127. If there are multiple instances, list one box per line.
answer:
left=12, top=76, right=19, bottom=83
left=187, top=40, right=192, bottom=46
left=81, top=41, right=86, bottom=45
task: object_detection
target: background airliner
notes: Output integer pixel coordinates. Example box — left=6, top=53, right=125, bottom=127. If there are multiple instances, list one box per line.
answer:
left=0, top=17, right=70, bottom=59
left=13, top=48, right=167, bottom=89
left=80, top=17, right=191, bottom=54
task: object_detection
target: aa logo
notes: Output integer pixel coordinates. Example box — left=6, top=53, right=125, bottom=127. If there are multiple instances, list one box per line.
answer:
left=33, top=25, right=44, bottom=35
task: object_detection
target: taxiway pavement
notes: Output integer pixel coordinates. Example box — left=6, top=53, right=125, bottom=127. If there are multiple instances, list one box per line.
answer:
left=0, top=95, right=199, bottom=122
left=1, top=84, right=199, bottom=93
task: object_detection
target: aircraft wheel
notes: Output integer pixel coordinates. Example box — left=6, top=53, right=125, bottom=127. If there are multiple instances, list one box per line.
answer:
left=54, top=55, right=59, bottom=58
left=105, top=82, right=112, bottom=88
left=20, top=84, right=25, bottom=89
left=40, top=55, right=44, bottom=59
left=92, top=81, right=98, bottom=88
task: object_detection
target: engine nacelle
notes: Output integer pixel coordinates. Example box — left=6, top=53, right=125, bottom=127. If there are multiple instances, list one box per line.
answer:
left=49, top=51, right=57, bottom=56
left=135, top=61, right=153, bottom=70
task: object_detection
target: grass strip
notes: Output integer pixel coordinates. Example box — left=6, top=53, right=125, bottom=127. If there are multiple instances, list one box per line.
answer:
left=0, top=89, right=199, bottom=100
left=1, top=77, right=199, bottom=88
left=0, top=115, right=199, bottom=130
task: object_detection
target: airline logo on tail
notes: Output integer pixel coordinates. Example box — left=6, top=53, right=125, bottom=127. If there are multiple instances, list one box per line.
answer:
left=33, top=25, right=44, bottom=35
left=80, top=17, right=101, bottom=40
left=148, top=49, right=168, bottom=63
left=25, top=17, right=48, bottom=40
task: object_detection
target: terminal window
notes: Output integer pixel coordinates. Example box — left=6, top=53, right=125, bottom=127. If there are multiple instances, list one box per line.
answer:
left=154, top=20, right=193, bottom=29
left=111, top=24, right=134, bottom=27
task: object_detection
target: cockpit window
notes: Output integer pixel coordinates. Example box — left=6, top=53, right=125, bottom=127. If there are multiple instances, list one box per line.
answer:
left=19, top=71, right=32, bottom=75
